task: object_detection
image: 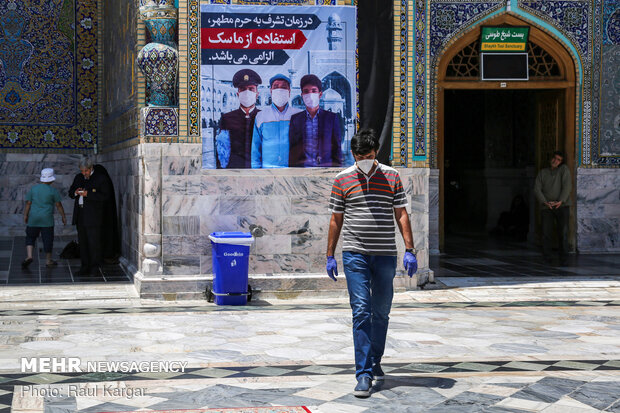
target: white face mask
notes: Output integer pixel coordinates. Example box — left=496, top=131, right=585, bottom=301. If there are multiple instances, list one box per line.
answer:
left=302, top=93, right=320, bottom=109
left=271, top=89, right=290, bottom=107
left=357, top=159, right=375, bottom=175
left=238, top=90, right=257, bottom=108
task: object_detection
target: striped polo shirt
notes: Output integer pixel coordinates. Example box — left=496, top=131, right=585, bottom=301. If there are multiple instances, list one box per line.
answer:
left=328, top=162, right=408, bottom=256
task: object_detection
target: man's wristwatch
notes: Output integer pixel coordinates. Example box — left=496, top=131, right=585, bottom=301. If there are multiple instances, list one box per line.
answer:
left=405, top=248, right=417, bottom=255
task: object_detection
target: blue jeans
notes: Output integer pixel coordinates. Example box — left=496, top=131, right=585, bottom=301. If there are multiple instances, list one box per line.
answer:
left=343, top=251, right=397, bottom=379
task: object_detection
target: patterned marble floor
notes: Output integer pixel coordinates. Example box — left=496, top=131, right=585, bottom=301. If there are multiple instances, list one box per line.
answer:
left=0, top=236, right=130, bottom=285
left=1, top=284, right=619, bottom=413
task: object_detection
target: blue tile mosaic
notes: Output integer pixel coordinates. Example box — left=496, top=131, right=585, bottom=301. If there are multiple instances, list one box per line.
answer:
left=0, top=0, right=98, bottom=150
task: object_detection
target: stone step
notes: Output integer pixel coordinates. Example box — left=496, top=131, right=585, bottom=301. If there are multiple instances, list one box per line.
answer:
left=137, top=270, right=434, bottom=301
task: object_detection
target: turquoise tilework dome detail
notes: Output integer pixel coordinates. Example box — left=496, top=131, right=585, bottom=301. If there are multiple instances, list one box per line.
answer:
left=145, top=18, right=177, bottom=47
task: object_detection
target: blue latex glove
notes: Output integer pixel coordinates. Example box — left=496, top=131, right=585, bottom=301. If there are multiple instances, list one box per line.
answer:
left=403, top=251, right=418, bottom=277
left=326, top=256, right=338, bottom=281
left=215, top=129, right=231, bottom=168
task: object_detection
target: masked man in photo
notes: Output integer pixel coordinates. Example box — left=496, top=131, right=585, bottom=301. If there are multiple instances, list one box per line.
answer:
left=289, top=74, right=342, bottom=167
left=216, top=69, right=262, bottom=169
left=251, top=73, right=301, bottom=168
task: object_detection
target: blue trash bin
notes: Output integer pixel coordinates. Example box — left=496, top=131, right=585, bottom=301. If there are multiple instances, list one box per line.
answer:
left=209, top=232, right=254, bottom=305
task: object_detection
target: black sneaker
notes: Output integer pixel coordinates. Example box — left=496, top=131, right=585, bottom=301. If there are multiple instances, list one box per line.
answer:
left=372, top=364, right=385, bottom=381
left=353, top=376, right=372, bottom=398
left=21, top=258, right=33, bottom=269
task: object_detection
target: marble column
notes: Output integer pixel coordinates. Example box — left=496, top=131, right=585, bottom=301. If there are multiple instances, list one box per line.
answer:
left=142, top=144, right=163, bottom=275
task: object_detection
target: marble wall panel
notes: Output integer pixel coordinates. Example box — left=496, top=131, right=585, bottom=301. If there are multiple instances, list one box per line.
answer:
left=249, top=254, right=310, bottom=274
left=164, top=156, right=202, bottom=176
left=218, top=196, right=257, bottom=216
left=291, top=197, right=331, bottom=215
left=180, top=235, right=211, bottom=255
left=156, top=152, right=432, bottom=279
left=163, top=195, right=218, bottom=217
left=256, top=235, right=292, bottom=254
left=576, top=168, right=620, bottom=252
left=577, top=204, right=606, bottom=219
left=255, top=197, right=292, bottom=216
left=200, top=255, right=213, bottom=275
left=411, top=212, right=430, bottom=235
left=200, top=215, right=240, bottom=234
left=604, top=204, right=620, bottom=216
left=291, top=234, right=325, bottom=254
left=163, top=175, right=202, bottom=195
left=163, top=256, right=201, bottom=276
left=272, top=215, right=330, bottom=236
left=163, top=216, right=201, bottom=235
left=429, top=169, right=440, bottom=254
left=162, top=236, right=184, bottom=256
left=410, top=194, right=428, bottom=214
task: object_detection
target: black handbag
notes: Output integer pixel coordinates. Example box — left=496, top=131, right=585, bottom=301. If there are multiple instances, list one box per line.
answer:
left=59, top=241, right=80, bottom=259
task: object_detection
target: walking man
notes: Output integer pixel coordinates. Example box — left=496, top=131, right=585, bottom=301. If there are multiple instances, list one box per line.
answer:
left=22, top=168, right=66, bottom=269
left=534, top=150, right=572, bottom=265
left=326, top=129, right=418, bottom=397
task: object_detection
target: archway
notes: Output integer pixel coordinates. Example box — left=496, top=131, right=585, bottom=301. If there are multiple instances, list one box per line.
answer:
left=436, top=13, right=578, bottom=252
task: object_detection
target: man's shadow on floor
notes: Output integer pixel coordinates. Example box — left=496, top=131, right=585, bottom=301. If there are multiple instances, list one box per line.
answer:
left=372, top=375, right=456, bottom=393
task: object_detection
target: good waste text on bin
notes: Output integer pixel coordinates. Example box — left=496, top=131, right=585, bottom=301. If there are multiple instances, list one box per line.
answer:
left=224, top=252, right=245, bottom=256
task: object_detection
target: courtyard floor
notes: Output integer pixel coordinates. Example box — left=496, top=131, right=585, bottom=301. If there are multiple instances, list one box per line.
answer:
left=1, top=272, right=619, bottom=412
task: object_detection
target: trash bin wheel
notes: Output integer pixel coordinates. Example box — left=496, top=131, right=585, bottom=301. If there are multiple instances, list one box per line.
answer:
left=247, top=285, right=252, bottom=302
left=205, top=285, right=214, bottom=303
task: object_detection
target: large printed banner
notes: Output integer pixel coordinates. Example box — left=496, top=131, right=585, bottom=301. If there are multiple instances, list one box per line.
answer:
left=200, top=5, right=357, bottom=169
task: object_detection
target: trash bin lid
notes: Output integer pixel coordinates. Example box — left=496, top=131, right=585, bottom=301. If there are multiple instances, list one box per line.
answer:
left=209, top=231, right=254, bottom=244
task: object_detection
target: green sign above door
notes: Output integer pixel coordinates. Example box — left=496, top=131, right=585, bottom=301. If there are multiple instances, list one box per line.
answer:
left=480, top=27, right=529, bottom=52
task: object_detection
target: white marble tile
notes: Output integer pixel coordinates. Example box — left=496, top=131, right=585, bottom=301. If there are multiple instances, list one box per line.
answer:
left=255, top=235, right=292, bottom=254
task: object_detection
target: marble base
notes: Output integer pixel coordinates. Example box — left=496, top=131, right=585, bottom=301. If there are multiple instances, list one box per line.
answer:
left=134, top=270, right=434, bottom=300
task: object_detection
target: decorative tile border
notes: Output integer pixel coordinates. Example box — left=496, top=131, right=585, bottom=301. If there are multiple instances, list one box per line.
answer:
left=0, top=300, right=618, bottom=317
left=188, top=0, right=200, bottom=136
left=0, top=359, right=618, bottom=380
left=414, top=0, right=426, bottom=158
left=393, top=0, right=409, bottom=166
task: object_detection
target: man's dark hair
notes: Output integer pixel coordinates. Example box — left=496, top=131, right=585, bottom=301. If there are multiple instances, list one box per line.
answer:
left=300, top=74, right=322, bottom=92
left=552, top=150, right=565, bottom=162
left=351, top=129, right=379, bottom=156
